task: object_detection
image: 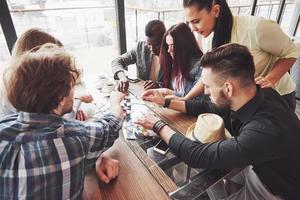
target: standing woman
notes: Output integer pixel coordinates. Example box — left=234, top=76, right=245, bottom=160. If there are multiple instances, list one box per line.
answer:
left=183, top=0, right=300, bottom=110
left=157, top=22, right=203, bottom=99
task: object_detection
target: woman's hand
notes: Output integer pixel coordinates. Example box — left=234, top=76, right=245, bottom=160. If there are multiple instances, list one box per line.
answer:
left=255, top=76, right=276, bottom=88
left=142, top=89, right=166, bottom=106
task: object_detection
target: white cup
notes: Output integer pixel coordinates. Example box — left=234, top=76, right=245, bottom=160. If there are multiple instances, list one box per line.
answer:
left=96, top=75, right=108, bottom=89
left=102, top=82, right=115, bottom=93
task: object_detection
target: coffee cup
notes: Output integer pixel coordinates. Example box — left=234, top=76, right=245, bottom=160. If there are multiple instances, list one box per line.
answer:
left=102, top=82, right=115, bottom=93
left=96, top=75, right=108, bottom=89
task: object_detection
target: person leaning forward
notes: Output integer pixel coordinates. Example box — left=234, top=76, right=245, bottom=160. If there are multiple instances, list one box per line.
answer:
left=112, top=20, right=166, bottom=92
left=137, top=43, right=300, bottom=199
left=0, top=43, right=125, bottom=199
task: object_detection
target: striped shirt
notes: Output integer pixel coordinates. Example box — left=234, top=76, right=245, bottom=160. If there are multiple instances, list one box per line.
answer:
left=0, top=112, right=121, bottom=199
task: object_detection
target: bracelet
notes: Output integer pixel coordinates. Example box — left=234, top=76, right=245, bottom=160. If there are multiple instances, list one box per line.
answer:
left=163, top=99, right=171, bottom=108
left=152, top=120, right=167, bottom=134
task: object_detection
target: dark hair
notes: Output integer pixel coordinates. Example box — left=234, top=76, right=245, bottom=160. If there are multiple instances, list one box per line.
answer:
left=145, top=20, right=166, bottom=38
left=183, top=0, right=233, bottom=48
left=160, top=23, right=203, bottom=87
left=200, top=43, right=255, bottom=87
left=6, top=43, right=80, bottom=114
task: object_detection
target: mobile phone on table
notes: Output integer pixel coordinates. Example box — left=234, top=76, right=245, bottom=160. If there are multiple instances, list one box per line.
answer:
left=128, top=77, right=140, bottom=83
left=153, top=140, right=169, bottom=155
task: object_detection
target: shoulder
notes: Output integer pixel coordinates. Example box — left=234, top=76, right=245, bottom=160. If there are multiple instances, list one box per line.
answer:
left=136, top=41, right=147, bottom=49
left=234, top=15, right=268, bottom=32
left=234, top=15, right=264, bottom=25
left=243, top=116, right=278, bottom=133
left=0, top=114, right=22, bottom=138
left=189, top=57, right=201, bottom=73
left=136, top=41, right=151, bottom=54
left=190, top=57, right=201, bottom=67
left=262, top=88, right=291, bottom=110
left=243, top=88, right=296, bottom=134
left=61, top=118, right=88, bottom=135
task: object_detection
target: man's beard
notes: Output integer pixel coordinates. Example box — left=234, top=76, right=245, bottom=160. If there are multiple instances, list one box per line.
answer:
left=214, top=90, right=231, bottom=110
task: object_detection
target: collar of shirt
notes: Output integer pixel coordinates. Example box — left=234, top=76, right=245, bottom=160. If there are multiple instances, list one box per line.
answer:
left=17, top=111, right=63, bottom=125
left=231, top=85, right=264, bottom=123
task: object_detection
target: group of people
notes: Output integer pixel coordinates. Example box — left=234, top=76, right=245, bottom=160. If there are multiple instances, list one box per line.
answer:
left=0, top=0, right=300, bottom=199
left=115, top=0, right=300, bottom=112
left=114, top=0, right=300, bottom=199
left=0, top=29, right=125, bottom=198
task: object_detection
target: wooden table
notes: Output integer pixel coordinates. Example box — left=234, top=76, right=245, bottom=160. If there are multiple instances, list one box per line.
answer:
left=83, top=138, right=170, bottom=200
left=83, top=81, right=239, bottom=200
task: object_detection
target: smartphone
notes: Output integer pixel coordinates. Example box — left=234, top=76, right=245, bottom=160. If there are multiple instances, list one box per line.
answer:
left=128, top=77, right=140, bottom=83
left=153, top=140, right=169, bottom=155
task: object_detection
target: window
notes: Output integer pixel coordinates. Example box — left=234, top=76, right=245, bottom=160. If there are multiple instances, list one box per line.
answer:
left=6, top=0, right=118, bottom=77
left=279, top=1, right=300, bottom=35
left=124, top=0, right=183, bottom=50
left=227, top=0, right=252, bottom=16
left=0, top=29, right=10, bottom=65
left=254, top=0, right=279, bottom=20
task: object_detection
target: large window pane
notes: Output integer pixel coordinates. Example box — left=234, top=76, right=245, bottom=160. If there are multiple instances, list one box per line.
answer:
left=255, top=0, right=279, bottom=20
left=0, top=29, right=10, bottom=65
left=296, top=24, right=300, bottom=38
left=125, top=0, right=182, bottom=50
left=7, top=0, right=118, bottom=78
left=279, top=1, right=300, bottom=35
left=228, top=0, right=252, bottom=16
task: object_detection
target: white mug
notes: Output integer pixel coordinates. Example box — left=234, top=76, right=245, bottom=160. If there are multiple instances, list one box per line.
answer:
left=102, top=82, right=115, bottom=93
left=96, top=75, right=108, bottom=89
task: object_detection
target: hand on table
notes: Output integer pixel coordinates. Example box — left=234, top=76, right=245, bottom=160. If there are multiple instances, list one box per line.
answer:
left=144, top=80, right=159, bottom=90
left=142, top=89, right=166, bottom=106
left=134, top=113, right=160, bottom=130
left=96, top=155, right=119, bottom=184
left=117, top=72, right=129, bottom=93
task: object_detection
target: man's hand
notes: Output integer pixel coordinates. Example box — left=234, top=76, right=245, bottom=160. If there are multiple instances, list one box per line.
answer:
left=134, top=113, right=160, bottom=130
left=117, top=72, right=129, bottom=92
left=79, top=94, right=93, bottom=103
left=75, top=110, right=87, bottom=121
left=142, top=89, right=166, bottom=106
left=96, top=155, right=119, bottom=184
left=255, top=76, right=276, bottom=88
left=144, top=80, right=159, bottom=90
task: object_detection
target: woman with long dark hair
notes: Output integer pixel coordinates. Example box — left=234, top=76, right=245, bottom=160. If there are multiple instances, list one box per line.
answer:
left=154, top=22, right=203, bottom=99
left=183, top=0, right=300, bottom=111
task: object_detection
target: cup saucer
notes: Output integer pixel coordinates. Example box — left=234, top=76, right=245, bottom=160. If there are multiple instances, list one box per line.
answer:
left=102, top=92, right=111, bottom=97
